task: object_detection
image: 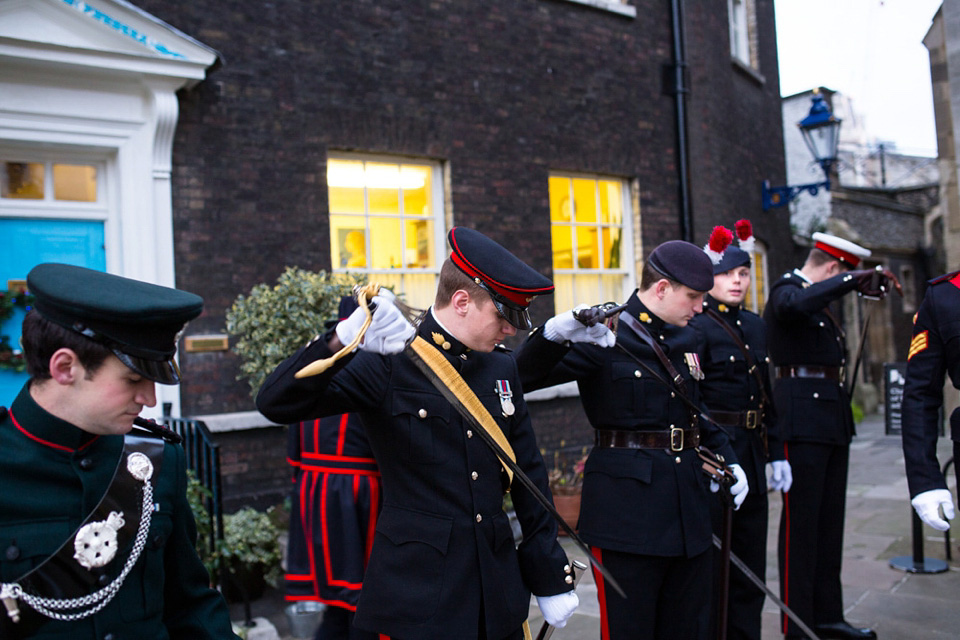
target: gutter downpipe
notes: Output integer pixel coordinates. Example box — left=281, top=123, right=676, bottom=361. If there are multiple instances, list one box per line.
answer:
left=670, top=0, right=693, bottom=242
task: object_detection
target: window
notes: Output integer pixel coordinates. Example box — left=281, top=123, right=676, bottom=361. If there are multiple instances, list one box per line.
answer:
left=1, top=161, right=99, bottom=204
left=744, top=239, right=768, bottom=314
left=327, top=155, right=444, bottom=309
left=728, top=0, right=757, bottom=69
left=548, top=173, right=635, bottom=311
left=900, top=264, right=916, bottom=314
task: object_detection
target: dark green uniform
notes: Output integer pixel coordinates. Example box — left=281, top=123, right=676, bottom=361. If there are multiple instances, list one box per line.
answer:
left=0, top=386, right=238, bottom=640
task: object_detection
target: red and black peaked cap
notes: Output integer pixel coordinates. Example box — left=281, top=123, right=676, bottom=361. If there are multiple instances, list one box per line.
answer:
left=447, top=226, right=554, bottom=330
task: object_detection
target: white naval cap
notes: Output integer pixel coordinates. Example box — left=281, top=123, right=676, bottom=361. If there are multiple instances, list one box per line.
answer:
left=811, top=232, right=871, bottom=268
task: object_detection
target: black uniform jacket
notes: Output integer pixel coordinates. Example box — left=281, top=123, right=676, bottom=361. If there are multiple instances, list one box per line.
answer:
left=689, top=296, right=782, bottom=487
left=514, top=291, right=735, bottom=558
left=0, top=387, right=238, bottom=640
left=257, top=312, right=572, bottom=640
left=902, top=271, right=960, bottom=497
left=763, top=270, right=859, bottom=445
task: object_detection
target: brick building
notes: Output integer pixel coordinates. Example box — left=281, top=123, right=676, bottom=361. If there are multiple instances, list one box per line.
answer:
left=2, top=0, right=790, bottom=508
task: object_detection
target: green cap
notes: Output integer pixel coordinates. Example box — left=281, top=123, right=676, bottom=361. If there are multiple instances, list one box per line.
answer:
left=27, top=263, right=203, bottom=384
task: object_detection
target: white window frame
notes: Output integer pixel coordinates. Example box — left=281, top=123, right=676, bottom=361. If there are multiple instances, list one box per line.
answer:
left=728, top=0, right=751, bottom=67
left=327, top=152, right=446, bottom=308
left=548, top=171, right=636, bottom=313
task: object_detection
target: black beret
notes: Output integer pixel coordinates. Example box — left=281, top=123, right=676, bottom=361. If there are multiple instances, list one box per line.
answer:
left=27, top=263, right=203, bottom=384
left=448, top=227, right=553, bottom=329
left=713, top=246, right=752, bottom=275
left=647, top=240, right=714, bottom=292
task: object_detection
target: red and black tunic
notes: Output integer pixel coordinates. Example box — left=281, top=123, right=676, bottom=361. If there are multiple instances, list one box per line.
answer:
left=284, top=413, right=381, bottom=611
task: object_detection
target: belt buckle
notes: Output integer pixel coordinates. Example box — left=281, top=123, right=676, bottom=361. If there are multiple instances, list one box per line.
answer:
left=670, top=426, right=684, bottom=452
left=745, top=410, right=758, bottom=430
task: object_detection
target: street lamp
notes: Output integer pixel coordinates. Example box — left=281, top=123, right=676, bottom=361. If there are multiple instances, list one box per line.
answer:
left=762, top=90, right=842, bottom=210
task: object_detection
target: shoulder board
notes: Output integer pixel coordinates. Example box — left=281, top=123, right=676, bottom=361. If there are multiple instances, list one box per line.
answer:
left=929, top=269, right=960, bottom=286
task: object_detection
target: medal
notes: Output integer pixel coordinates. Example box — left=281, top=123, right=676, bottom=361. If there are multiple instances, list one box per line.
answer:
left=684, top=353, right=704, bottom=380
left=495, top=380, right=515, bottom=417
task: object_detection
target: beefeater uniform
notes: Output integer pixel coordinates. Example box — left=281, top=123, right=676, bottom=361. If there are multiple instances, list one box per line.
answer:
left=902, top=270, right=960, bottom=501
left=257, top=227, right=574, bottom=640
left=515, top=240, right=738, bottom=640
left=763, top=233, right=872, bottom=639
left=284, top=413, right=381, bottom=638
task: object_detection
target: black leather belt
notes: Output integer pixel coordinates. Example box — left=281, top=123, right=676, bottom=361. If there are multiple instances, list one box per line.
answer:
left=595, top=428, right=700, bottom=452
left=711, top=409, right=761, bottom=429
left=775, top=365, right=842, bottom=381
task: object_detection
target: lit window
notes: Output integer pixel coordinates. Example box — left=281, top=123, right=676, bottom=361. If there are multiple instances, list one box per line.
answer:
left=327, top=156, right=442, bottom=309
left=744, top=240, right=768, bottom=313
left=1, top=161, right=97, bottom=202
left=549, top=173, right=635, bottom=312
left=728, top=0, right=756, bottom=68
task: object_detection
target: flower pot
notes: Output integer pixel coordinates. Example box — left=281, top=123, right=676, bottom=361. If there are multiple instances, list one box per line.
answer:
left=553, top=492, right=581, bottom=536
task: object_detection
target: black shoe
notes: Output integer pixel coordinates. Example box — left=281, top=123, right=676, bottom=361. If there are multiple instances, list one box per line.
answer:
left=813, top=621, right=877, bottom=639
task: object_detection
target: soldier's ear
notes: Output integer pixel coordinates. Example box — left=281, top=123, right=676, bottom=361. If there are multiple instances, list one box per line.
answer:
left=48, top=348, right=82, bottom=385
left=450, top=289, right=472, bottom=317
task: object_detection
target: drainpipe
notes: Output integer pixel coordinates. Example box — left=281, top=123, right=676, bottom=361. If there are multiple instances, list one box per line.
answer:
left=669, top=0, right=693, bottom=242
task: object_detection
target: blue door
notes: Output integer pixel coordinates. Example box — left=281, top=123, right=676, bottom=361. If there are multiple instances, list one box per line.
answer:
left=0, top=219, right=106, bottom=406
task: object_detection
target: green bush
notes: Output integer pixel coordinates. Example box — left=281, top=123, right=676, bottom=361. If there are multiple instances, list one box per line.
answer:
left=225, top=267, right=366, bottom=397
left=220, top=507, right=283, bottom=585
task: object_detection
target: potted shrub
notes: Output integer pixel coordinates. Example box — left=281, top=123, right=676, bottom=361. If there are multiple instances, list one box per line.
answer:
left=547, top=444, right=588, bottom=535
left=219, top=507, right=283, bottom=603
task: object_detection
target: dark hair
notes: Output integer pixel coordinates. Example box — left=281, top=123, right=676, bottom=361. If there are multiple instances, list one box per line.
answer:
left=21, top=310, right=112, bottom=381
left=639, top=261, right=681, bottom=292
left=435, top=258, right=488, bottom=308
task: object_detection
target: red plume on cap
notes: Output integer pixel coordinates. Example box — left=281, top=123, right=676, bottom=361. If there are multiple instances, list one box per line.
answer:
left=735, top=219, right=756, bottom=253
left=704, top=226, right=733, bottom=265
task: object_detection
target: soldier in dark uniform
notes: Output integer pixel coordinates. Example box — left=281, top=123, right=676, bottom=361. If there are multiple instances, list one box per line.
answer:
left=901, top=270, right=960, bottom=532
left=764, top=232, right=898, bottom=640
left=284, top=299, right=382, bottom=640
left=257, top=227, right=578, bottom=640
left=0, top=263, right=238, bottom=639
left=689, top=222, right=788, bottom=640
left=515, top=239, right=749, bottom=640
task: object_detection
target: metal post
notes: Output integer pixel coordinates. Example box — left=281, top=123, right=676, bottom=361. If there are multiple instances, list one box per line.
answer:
left=889, top=509, right=948, bottom=574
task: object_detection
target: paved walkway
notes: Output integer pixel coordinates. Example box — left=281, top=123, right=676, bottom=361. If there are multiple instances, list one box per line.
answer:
left=244, top=412, right=960, bottom=639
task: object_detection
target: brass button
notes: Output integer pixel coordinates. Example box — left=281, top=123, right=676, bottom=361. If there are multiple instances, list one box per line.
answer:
left=476, top=514, right=482, bottom=523
left=565, top=575, right=574, bottom=584
left=671, top=392, right=676, bottom=398
left=418, top=409, right=427, bottom=419
left=634, top=370, right=642, bottom=378
left=442, top=341, right=451, bottom=350
left=471, top=471, right=478, bottom=480
left=564, top=564, right=571, bottom=573
left=729, top=355, right=735, bottom=362
left=813, top=392, right=820, bottom=399
left=819, top=321, right=825, bottom=327
left=467, top=430, right=473, bottom=438
left=675, top=456, right=681, bottom=464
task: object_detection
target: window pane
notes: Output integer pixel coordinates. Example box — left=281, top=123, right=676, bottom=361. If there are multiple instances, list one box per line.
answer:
left=2, top=162, right=44, bottom=199
left=576, top=227, right=598, bottom=269
left=405, top=219, right=433, bottom=268
left=367, top=163, right=400, bottom=214
left=549, top=176, right=572, bottom=222
left=328, top=159, right=366, bottom=213
left=598, top=180, right=621, bottom=225
left=602, top=227, right=622, bottom=269
left=53, top=164, right=96, bottom=202
left=552, top=225, right=574, bottom=269
left=331, top=215, right=367, bottom=269
left=572, top=178, right=597, bottom=223
left=402, top=166, right=430, bottom=216
left=370, top=217, right=403, bottom=269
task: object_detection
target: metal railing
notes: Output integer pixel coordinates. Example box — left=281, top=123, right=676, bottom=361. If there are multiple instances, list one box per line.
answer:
left=161, top=405, right=225, bottom=559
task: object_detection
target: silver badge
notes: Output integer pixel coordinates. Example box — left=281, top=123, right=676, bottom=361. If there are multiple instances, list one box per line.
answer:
left=495, top=380, right=515, bottom=417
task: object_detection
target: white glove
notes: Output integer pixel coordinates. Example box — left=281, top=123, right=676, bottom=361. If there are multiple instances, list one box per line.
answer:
left=729, top=464, right=749, bottom=510
left=335, top=293, right=414, bottom=355
left=912, top=489, right=955, bottom=532
left=769, top=460, right=793, bottom=493
left=543, top=305, right=616, bottom=347
left=536, top=591, right=579, bottom=628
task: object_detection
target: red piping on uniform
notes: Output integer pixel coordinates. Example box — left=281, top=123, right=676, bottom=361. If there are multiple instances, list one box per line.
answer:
left=365, top=479, right=379, bottom=565
left=9, top=410, right=97, bottom=452
left=591, top=546, right=610, bottom=640
left=337, top=413, right=349, bottom=456
left=781, top=442, right=791, bottom=636
left=814, top=241, right=861, bottom=268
